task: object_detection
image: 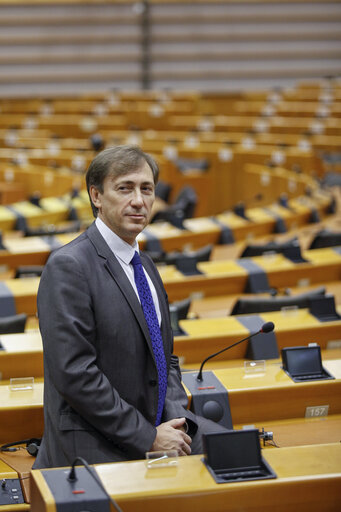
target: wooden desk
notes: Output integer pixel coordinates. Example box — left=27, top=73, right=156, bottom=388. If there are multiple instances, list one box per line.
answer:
left=4, top=246, right=341, bottom=315
left=189, top=280, right=341, bottom=319
left=0, top=331, right=43, bottom=380
left=159, top=247, right=341, bottom=301
left=0, top=232, right=79, bottom=268
left=30, top=443, right=341, bottom=512
left=183, top=359, right=341, bottom=425
left=1, top=308, right=340, bottom=378
left=184, top=354, right=341, bottom=447
left=234, top=414, right=341, bottom=448
left=176, top=309, right=341, bottom=363
left=2, top=277, right=39, bottom=316
left=0, top=378, right=44, bottom=443
left=0, top=187, right=334, bottom=266
left=1, top=358, right=340, bottom=443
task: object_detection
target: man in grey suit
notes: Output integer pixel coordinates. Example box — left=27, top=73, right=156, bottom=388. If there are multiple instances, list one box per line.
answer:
left=34, top=145, right=223, bottom=469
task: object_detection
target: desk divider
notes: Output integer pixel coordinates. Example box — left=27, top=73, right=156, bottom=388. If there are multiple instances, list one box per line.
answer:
left=0, top=283, right=16, bottom=318
left=236, top=315, right=279, bottom=360
left=309, top=207, right=321, bottom=223
left=143, top=229, right=164, bottom=253
left=41, top=236, right=63, bottom=251
left=5, top=206, right=27, bottom=232
left=263, top=208, right=287, bottom=233
left=209, top=217, right=235, bottom=245
left=236, top=259, right=271, bottom=293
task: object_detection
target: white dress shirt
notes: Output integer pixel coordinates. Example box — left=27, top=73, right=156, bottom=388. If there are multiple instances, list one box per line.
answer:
left=95, top=217, right=162, bottom=325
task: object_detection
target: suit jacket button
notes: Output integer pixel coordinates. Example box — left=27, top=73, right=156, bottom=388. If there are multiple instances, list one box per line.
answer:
left=149, top=379, right=157, bottom=387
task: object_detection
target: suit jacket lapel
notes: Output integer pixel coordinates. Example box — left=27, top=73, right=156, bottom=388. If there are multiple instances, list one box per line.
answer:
left=86, top=223, right=156, bottom=357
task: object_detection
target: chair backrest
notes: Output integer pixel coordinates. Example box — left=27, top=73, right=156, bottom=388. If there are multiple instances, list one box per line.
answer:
left=240, top=237, right=300, bottom=258
left=174, top=186, right=198, bottom=219
left=170, top=297, right=191, bottom=320
left=175, top=157, right=209, bottom=173
left=309, top=229, right=341, bottom=249
left=15, top=266, right=44, bottom=278
left=174, top=244, right=213, bottom=275
left=0, top=313, right=27, bottom=335
left=24, top=220, right=81, bottom=237
left=155, top=181, right=172, bottom=203
left=169, top=298, right=191, bottom=336
left=231, top=286, right=326, bottom=315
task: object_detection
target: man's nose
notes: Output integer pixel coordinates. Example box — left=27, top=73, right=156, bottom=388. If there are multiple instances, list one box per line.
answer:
left=131, top=189, right=144, bottom=206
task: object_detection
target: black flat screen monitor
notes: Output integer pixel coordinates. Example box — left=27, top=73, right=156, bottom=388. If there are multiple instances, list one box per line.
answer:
left=281, top=346, right=334, bottom=382
left=308, top=294, right=341, bottom=322
left=203, top=429, right=276, bottom=484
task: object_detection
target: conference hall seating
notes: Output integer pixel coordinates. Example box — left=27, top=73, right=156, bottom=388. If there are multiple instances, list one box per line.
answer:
left=29, top=443, right=341, bottom=511
left=2, top=243, right=341, bottom=315
left=0, top=79, right=340, bottom=512
left=0, top=188, right=335, bottom=268
left=1, top=347, right=340, bottom=458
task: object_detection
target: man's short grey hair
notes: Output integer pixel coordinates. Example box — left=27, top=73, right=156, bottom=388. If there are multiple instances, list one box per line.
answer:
left=86, top=145, right=159, bottom=217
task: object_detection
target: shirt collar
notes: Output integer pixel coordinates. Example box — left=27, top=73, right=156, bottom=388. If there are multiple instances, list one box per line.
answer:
left=95, top=217, right=139, bottom=265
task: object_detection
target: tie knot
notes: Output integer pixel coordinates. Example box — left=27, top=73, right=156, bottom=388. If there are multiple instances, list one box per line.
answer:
left=131, top=251, right=142, bottom=267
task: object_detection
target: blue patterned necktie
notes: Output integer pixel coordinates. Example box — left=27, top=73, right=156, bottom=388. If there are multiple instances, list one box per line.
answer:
left=130, top=251, right=167, bottom=426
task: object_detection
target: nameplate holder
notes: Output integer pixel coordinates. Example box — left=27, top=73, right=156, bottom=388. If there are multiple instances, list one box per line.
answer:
left=280, top=305, right=299, bottom=317
left=244, top=360, right=266, bottom=374
left=10, top=377, right=34, bottom=391
left=145, top=451, right=178, bottom=469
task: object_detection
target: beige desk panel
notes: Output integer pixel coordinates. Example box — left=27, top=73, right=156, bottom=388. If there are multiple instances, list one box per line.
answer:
left=1, top=310, right=340, bottom=377
left=71, top=444, right=340, bottom=512
left=163, top=248, right=341, bottom=300
left=176, top=309, right=341, bottom=363
left=1, top=360, right=340, bottom=442
left=4, top=277, right=39, bottom=316
left=0, top=331, right=43, bottom=380
left=234, top=415, right=341, bottom=448
left=183, top=360, right=341, bottom=424
left=214, top=362, right=341, bottom=424
left=0, top=379, right=44, bottom=443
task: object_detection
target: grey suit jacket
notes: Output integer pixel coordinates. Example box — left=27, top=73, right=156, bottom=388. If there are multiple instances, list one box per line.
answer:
left=34, top=222, right=197, bottom=468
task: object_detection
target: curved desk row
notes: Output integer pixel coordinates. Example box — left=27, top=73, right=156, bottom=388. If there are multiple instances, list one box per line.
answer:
left=0, top=189, right=91, bottom=233
left=0, top=144, right=332, bottom=230
left=1, top=111, right=341, bottom=137
left=2, top=128, right=341, bottom=154
left=1, top=246, right=340, bottom=314
left=159, top=246, right=341, bottom=301
left=0, top=356, right=340, bottom=442
left=0, top=192, right=333, bottom=268
left=30, top=443, right=341, bottom=512
left=1, top=303, right=341, bottom=377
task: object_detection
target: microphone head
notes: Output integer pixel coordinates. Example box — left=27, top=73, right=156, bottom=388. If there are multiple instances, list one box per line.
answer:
left=261, top=321, right=275, bottom=333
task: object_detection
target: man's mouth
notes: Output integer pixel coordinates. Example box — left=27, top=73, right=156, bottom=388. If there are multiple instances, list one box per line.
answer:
left=127, top=213, right=145, bottom=220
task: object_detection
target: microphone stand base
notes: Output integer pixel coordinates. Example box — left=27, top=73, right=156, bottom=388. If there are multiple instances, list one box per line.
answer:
left=181, top=371, right=233, bottom=429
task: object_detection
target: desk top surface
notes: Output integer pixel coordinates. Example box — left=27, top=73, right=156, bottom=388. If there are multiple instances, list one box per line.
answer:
left=179, top=308, right=341, bottom=338
left=88, top=443, right=341, bottom=500
left=0, top=378, right=43, bottom=409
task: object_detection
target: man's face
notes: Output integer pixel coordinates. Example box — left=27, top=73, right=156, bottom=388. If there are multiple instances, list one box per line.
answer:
left=90, top=161, right=155, bottom=245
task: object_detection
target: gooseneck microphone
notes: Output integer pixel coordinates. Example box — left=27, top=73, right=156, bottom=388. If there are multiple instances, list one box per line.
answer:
left=196, top=321, right=275, bottom=381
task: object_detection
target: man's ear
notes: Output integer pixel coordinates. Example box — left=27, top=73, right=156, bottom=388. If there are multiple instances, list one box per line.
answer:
left=89, top=185, right=101, bottom=209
